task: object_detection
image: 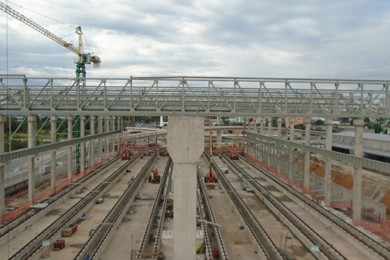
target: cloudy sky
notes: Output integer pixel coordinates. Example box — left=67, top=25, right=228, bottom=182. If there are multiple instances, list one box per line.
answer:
left=1, top=0, right=390, bottom=78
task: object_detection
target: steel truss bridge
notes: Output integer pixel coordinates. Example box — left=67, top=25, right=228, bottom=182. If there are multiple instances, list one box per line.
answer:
left=0, top=76, right=389, bottom=118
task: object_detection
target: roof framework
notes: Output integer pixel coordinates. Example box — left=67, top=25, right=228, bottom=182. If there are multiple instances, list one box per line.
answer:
left=0, top=76, right=389, bottom=118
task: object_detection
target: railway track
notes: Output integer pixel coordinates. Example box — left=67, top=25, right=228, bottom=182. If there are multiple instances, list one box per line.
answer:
left=136, top=158, right=172, bottom=259
left=241, top=155, right=390, bottom=260
left=75, top=155, right=157, bottom=260
left=0, top=157, right=119, bottom=243
left=205, top=153, right=284, bottom=260
left=9, top=155, right=140, bottom=260
left=221, top=155, right=346, bottom=260
left=197, top=171, right=229, bottom=260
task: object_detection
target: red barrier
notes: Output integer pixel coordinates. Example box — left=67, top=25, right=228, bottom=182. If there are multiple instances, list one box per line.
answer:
left=1, top=156, right=115, bottom=225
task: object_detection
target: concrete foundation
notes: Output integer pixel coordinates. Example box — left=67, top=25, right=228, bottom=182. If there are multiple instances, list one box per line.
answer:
left=167, top=116, right=204, bottom=260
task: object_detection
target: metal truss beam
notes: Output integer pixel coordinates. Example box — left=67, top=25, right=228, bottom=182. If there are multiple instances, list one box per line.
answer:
left=0, top=76, right=388, bottom=118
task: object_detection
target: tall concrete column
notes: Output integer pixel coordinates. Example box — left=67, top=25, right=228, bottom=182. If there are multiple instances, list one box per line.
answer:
left=105, top=117, right=110, bottom=155
left=90, top=116, right=96, bottom=167
left=167, top=116, right=204, bottom=260
left=27, top=114, right=37, bottom=202
left=208, top=134, right=212, bottom=155
left=50, top=115, right=57, bottom=191
left=303, top=117, right=311, bottom=192
left=98, top=116, right=103, bottom=161
left=0, top=115, right=6, bottom=219
left=112, top=116, right=116, bottom=131
left=324, top=119, right=333, bottom=205
left=267, top=117, right=272, bottom=136
left=257, top=118, right=263, bottom=134
left=277, top=118, right=282, bottom=137
left=352, top=119, right=364, bottom=221
left=289, top=118, right=295, bottom=141
left=288, top=147, right=293, bottom=181
left=67, top=116, right=73, bottom=182
left=80, top=116, right=86, bottom=174
left=216, top=130, right=222, bottom=147
left=116, top=116, right=121, bottom=131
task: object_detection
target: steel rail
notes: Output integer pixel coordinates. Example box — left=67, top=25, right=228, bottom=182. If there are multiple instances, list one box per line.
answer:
left=136, top=158, right=172, bottom=259
left=205, top=153, right=284, bottom=260
left=151, top=163, right=173, bottom=258
left=197, top=187, right=214, bottom=259
left=241, top=155, right=390, bottom=259
left=197, top=171, right=229, bottom=260
left=222, top=155, right=346, bottom=260
left=0, top=156, right=118, bottom=239
left=75, top=155, right=157, bottom=260
left=9, top=155, right=140, bottom=260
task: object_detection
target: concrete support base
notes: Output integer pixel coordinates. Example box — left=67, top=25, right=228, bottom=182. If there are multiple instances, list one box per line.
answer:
left=167, top=116, right=204, bottom=260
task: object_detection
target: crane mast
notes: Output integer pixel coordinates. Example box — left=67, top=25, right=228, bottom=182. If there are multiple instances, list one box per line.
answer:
left=0, top=1, right=101, bottom=80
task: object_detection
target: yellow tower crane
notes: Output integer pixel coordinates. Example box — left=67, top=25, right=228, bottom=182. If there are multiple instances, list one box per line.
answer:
left=0, top=1, right=101, bottom=80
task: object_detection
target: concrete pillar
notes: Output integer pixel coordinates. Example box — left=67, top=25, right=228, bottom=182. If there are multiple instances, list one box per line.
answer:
left=50, top=115, right=57, bottom=192
left=27, top=114, right=37, bottom=202
left=0, top=115, right=6, bottom=219
left=105, top=117, right=110, bottom=156
left=267, top=117, right=272, bottom=136
left=116, top=116, right=121, bottom=131
left=303, top=117, right=311, bottom=192
left=209, top=134, right=212, bottom=155
left=324, top=119, right=333, bottom=205
left=257, top=118, right=263, bottom=134
left=288, top=147, right=293, bottom=181
left=167, top=116, right=204, bottom=260
left=216, top=130, right=222, bottom=147
left=277, top=118, right=282, bottom=137
left=160, top=115, right=164, bottom=128
left=112, top=116, right=116, bottom=131
left=289, top=118, right=295, bottom=141
left=80, top=116, right=86, bottom=174
left=98, top=116, right=103, bottom=161
left=352, top=119, right=364, bottom=221
left=67, top=116, right=73, bottom=182
left=90, top=116, right=95, bottom=167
